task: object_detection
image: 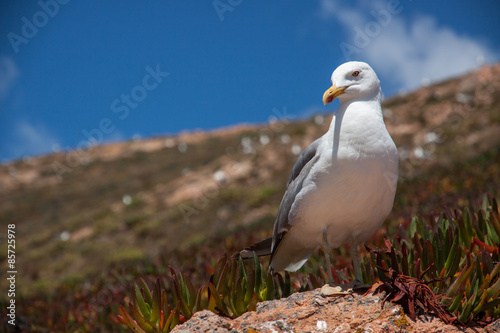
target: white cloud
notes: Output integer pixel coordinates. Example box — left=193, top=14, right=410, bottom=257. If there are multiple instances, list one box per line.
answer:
left=7, top=122, right=60, bottom=159
left=363, top=16, right=498, bottom=92
left=0, top=56, right=20, bottom=102
left=319, top=0, right=500, bottom=92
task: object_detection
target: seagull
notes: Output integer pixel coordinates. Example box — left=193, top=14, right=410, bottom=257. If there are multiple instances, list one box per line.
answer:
left=241, top=61, right=398, bottom=287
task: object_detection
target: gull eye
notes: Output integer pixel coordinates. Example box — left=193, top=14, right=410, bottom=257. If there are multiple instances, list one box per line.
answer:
left=352, top=71, right=360, bottom=77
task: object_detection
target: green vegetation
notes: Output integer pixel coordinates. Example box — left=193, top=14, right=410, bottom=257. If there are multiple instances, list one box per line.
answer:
left=118, top=256, right=291, bottom=332
left=367, top=194, right=500, bottom=325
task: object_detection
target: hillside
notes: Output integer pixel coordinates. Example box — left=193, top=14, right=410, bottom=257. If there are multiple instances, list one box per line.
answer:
left=1, top=64, right=499, bottom=331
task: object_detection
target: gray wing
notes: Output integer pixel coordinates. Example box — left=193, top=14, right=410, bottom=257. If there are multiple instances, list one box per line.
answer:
left=270, top=138, right=322, bottom=259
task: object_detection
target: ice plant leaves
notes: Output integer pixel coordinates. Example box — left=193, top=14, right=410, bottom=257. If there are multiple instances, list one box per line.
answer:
left=367, top=194, right=500, bottom=325
left=370, top=268, right=457, bottom=324
left=117, top=253, right=290, bottom=332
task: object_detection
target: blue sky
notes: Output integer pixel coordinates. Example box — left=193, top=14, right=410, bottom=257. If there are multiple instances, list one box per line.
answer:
left=1, top=0, right=499, bottom=162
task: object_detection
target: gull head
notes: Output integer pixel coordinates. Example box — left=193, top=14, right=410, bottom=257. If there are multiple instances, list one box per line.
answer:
left=323, top=61, right=381, bottom=105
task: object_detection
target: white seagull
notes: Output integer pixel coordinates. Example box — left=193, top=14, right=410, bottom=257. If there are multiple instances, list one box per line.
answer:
left=241, top=61, right=399, bottom=287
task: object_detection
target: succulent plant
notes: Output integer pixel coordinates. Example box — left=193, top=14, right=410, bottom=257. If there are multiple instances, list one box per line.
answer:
left=117, top=254, right=290, bottom=332
left=365, top=194, right=500, bottom=325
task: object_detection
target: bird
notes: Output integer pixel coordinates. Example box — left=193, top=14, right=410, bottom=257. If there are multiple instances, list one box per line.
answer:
left=241, top=61, right=399, bottom=288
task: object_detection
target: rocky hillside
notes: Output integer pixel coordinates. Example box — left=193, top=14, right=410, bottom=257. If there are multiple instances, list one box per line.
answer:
left=1, top=64, right=499, bottom=300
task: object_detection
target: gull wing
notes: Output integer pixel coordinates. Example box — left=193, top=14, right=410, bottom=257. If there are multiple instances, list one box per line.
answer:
left=238, top=138, right=322, bottom=262
left=269, top=138, right=322, bottom=264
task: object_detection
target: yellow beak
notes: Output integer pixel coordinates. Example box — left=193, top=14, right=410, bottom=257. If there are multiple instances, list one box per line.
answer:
left=323, top=85, right=347, bottom=105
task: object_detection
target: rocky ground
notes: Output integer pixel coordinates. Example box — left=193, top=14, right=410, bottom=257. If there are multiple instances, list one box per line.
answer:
left=172, top=290, right=500, bottom=333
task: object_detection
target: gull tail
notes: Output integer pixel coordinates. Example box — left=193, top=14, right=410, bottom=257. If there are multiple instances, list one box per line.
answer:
left=237, top=236, right=273, bottom=259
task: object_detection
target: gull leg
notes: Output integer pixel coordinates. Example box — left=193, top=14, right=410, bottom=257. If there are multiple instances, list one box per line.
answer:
left=322, top=228, right=335, bottom=285
left=321, top=230, right=369, bottom=296
left=321, top=229, right=355, bottom=296
left=350, top=235, right=371, bottom=290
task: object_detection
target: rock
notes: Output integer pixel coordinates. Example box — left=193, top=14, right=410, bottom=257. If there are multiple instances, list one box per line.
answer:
left=172, top=310, right=233, bottom=333
left=172, top=289, right=500, bottom=333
